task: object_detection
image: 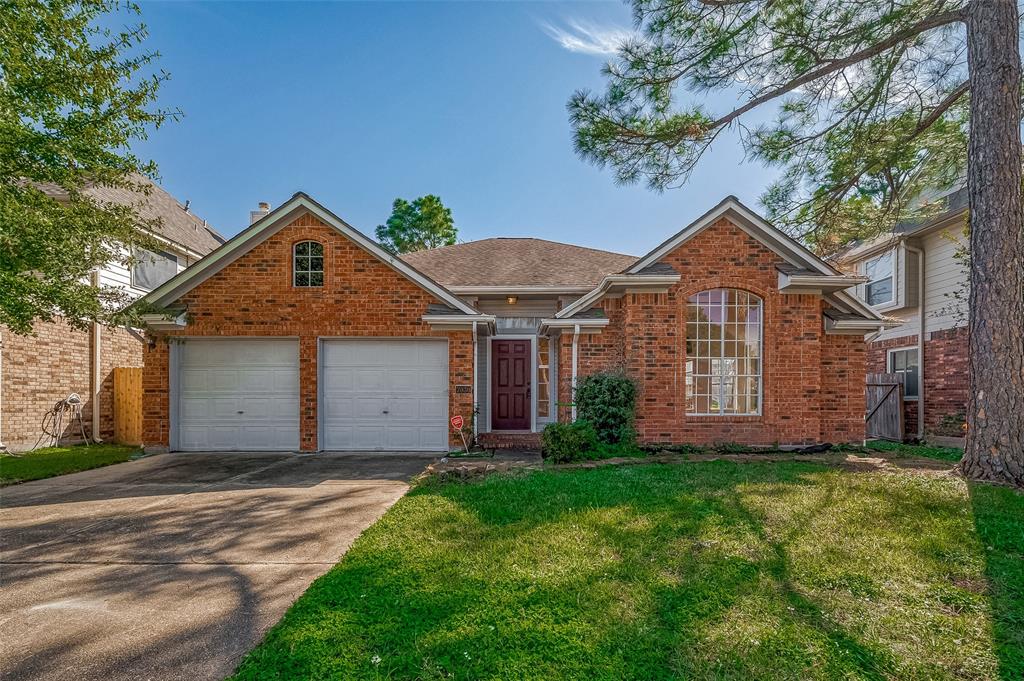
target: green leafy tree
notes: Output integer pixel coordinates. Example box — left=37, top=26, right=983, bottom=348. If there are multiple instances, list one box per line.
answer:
left=1, top=0, right=176, bottom=335
left=375, top=195, right=457, bottom=254
left=569, top=0, right=1023, bottom=486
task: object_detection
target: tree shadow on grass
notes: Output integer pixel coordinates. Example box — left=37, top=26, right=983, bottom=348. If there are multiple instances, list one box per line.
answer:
left=233, top=461, right=977, bottom=680
left=968, top=481, right=1024, bottom=680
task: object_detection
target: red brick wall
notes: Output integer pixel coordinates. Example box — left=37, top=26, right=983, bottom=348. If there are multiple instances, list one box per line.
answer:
left=142, top=211, right=472, bottom=451
left=558, top=217, right=866, bottom=446
left=2, top=318, right=143, bottom=451
left=866, top=326, right=968, bottom=437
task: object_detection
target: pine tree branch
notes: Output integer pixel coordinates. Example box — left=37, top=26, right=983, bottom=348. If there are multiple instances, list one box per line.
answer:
left=702, top=9, right=967, bottom=133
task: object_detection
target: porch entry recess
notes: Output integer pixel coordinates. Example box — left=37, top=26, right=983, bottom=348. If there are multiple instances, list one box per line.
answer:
left=491, top=339, right=531, bottom=430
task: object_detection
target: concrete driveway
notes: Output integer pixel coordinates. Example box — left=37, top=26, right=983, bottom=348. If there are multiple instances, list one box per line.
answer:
left=0, top=451, right=432, bottom=681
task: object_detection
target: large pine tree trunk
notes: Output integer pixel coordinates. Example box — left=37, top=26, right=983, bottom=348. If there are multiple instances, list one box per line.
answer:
left=962, top=0, right=1024, bottom=486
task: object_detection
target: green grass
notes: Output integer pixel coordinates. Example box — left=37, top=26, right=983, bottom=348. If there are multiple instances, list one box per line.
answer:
left=862, top=439, right=965, bottom=462
left=232, top=462, right=1023, bottom=680
left=0, top=444, right=143, bottom=485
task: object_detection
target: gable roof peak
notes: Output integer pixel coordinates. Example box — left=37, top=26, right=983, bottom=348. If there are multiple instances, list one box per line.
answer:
left=626, top=194, right=840, bottom=276
left=138, top=191, right=481, bottom=316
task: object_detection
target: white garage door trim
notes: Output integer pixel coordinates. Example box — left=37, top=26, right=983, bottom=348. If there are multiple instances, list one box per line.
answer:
left=318, top=338, right=449, bottom=452
left=171, top=337, right=300, bottom=452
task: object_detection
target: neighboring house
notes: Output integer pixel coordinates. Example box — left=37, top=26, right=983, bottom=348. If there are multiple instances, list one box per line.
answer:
left=0, top=179, right=223, bottom=451
left=136, top=192, right=885, bottom=453
left=833, top=188, right=969, bottom=440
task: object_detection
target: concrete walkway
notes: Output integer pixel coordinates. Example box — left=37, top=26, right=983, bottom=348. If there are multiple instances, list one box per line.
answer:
left=0, top=451, right=432, bottom=680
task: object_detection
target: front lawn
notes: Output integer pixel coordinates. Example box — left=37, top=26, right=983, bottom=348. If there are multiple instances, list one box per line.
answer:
left=0, top=444, right=143, bottom=485
left=233, top=462, right=1022, bottom=681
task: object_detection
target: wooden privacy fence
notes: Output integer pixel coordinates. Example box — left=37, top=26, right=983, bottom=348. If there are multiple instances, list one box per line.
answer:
left=113, top=367, right=143, bottom=445
left=866, top=372, right=904, bottom=441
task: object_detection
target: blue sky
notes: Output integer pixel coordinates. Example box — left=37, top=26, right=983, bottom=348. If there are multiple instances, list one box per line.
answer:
left=134, top=1, right=781, bottom=255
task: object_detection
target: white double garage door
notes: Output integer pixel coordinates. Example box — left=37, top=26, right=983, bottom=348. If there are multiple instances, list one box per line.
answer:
left=175, top=338, right=448, bottom=452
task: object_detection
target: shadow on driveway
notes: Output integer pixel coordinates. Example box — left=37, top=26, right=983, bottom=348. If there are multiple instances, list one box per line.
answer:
left=0, top=451, right=433, bottom=681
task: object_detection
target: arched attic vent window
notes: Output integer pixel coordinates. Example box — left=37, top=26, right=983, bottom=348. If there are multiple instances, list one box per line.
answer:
left=293, top=241, right=324, bottom=287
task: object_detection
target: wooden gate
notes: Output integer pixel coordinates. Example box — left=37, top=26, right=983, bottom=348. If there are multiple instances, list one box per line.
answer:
left=113, top=367, right=143, bottom=445
left=866, top=373, right=904, bottom=441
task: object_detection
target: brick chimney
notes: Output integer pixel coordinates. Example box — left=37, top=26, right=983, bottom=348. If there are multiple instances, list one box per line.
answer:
left=250, top=201, right=270, bottom=225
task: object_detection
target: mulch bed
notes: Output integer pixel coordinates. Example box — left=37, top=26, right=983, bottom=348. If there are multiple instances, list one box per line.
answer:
left=420, top=449, right=960, bottom=483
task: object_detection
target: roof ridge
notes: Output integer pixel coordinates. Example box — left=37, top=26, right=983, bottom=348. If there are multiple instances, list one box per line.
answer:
left=404, top=236, right=636, bottom=259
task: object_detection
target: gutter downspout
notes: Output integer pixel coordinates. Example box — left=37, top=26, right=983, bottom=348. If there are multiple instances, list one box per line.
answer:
left=471, top=321, right=478, bottom=441
left=571, top=324, right=580, bottom=422
left=905, top=244, right=926, bottom=441
left=91, top=270, right=102, bottom=444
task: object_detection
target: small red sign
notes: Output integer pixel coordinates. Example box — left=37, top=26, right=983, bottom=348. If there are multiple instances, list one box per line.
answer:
left=450, top=415, right=464, bottom=430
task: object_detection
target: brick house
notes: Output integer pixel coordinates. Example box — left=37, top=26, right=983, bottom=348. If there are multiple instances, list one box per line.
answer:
left=0, top=179, right=223, bottom=451
left=833, top=188, right=969, bottom=440
left=137, top=193, right=886, bottom=453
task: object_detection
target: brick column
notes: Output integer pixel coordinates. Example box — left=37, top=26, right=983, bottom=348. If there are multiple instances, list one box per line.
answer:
left=299, top=336, right=318, bottom=451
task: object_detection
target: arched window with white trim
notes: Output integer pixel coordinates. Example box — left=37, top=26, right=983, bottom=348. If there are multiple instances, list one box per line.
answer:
left=685, top=288, right=762, bottom=415
left=293, top=241, right=324, bottom=287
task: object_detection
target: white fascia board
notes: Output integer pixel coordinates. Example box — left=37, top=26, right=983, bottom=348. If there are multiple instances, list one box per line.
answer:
left=554, top=274, right=681, bottom=320
left=140, top=193, right=479, bottom=316
left=828, top=290, right=888, bottom=322
left=422, top=314, right=496, bottom=331
left=628, top=197, right=841, bottom=277
left=824, top=318, right=888, bottom=335
left=140, top=312, right=188, bottom=330
left=540, top=318, right=609, bottom=334
left=779, top=272, right=868, bottom=293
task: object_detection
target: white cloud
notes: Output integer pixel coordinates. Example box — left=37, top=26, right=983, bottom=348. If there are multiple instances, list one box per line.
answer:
left=541, top=19, right=634, bottom=57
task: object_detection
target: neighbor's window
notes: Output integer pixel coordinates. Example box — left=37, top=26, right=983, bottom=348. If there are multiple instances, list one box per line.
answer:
left=864, top=251, right=894, bottom=306
left=293, top=241, right=324, bottom=287
left=888, top=348, right=919, bottom=399
left=685, top=289, right=762, bottom=415
left=132, top=248, right=178, bottom=291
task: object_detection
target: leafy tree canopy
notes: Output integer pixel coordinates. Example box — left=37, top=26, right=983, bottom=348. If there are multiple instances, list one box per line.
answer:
left=0, top=0, right=175, bottom=334
left=375, top=195, right=457, bottom=253
left=569, top=0, right=977, bottom=252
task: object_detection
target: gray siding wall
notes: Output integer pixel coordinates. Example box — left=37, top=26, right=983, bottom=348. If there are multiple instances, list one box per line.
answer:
left=867, top=227, right=968, bottom=341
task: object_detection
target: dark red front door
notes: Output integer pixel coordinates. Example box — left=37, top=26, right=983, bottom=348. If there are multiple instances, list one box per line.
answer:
left=492, top=339, right=531, bottom=430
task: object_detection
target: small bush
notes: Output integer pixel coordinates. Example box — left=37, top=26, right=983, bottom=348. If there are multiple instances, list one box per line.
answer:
left=574, top=372, right=637, bottom=445
left=541, top=421, right=598, bottom=463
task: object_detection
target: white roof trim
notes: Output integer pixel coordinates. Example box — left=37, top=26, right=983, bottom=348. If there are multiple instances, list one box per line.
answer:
left=140, top=312, right=188, bottom=330
left=828, top=290, right=887, bottom=322
left=540, top=317, right=610, bottom=328
left=627, top=197, right=840, bottom=277
left=138, top=193, right=479, bottom=315
left=421, top=314, right=496, bottom=329
left=540, top=317, right=610, bottom=334
left=779, top=272, right=867, bottom=293
left=554, top=274, right=681, bottom=320
left=824, top=317, right=891, bottom=335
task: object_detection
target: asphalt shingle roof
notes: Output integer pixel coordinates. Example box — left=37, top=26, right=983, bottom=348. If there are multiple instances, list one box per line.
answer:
left=401, top=238, right=637, bottom=288
left=37, top=176, right=224, bottom=255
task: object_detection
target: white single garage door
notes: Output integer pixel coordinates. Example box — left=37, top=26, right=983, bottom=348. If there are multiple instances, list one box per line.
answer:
left=321, top=339, right=448, bottom=451
left=176, top=339, right=299, bottom=451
